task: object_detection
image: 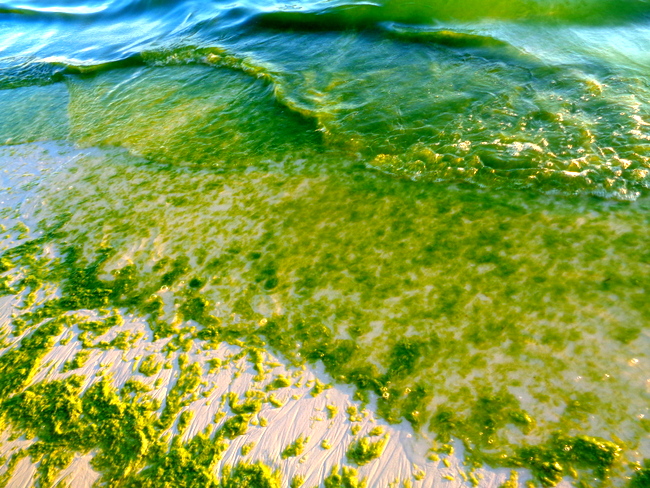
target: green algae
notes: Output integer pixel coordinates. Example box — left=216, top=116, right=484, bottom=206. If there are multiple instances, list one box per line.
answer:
left=139, top=355, right=163, bottom=377
left=266, top=375, right=291, bottom=391
left=0, top=218, right=636, bottom=486
left=66, top=63, right=321, bottom=171
left=267, top=394, right=284, bottom=408
left=127, top=427, right=228, bottom=487
left=326, top=405, right=338, bottom=420
left=177, top=410, right=194, bottom=433
left=0, top=84, right=70, bottom=145
left=0, top=317, right=65, bottom=400
left=0, top=374, right=159, bottom=486
left=227, top=392, right=263, bottom=415
left=159, top=359, right=203, bottom=429
left=221, top=415, right=251, bottom=439
left=310, top=379, right=331, bottom=397
left=240, top=442, right=255, bottom=456
left=1, top=123, right=650, bottom=486
left=498, top=471, right=519, bottom=488
left=0, top=334, right=290, bottom=488
left=346, top=435, right=390, bottom=466
left=207, top=358, right=222, bottom=373
left=346, top=406, right=363, bottom=423
left=430, top=390, right=535, bottom=451
left=629, top=461, right=650, bottom=488
left=219, top=462, right=281, bottom=488
left=513, top=435, right=621, bottom=486
left=62, top=349, right=91, bottom=372
left=0, top=202, right=639, bottom=486
left=324, top=465, right=367, bottom=488
left=290, top=474, right=305, bottom=488
left=281, top=435, right=309, bottom=459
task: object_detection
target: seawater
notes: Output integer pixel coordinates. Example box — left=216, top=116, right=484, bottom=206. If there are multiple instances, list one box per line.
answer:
left=1, top=0, right=650, bottom=486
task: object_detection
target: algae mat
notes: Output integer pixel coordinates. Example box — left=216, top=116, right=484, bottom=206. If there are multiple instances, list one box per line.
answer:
left=1, top=133, right=649, bottom=487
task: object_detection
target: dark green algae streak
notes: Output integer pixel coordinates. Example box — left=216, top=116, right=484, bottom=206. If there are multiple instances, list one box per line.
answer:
left=1, top=29, right=650, bottom=488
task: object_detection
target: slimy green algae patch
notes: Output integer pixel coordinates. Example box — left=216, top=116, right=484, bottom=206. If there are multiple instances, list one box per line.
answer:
left=0, top=141, right=649, bottom=487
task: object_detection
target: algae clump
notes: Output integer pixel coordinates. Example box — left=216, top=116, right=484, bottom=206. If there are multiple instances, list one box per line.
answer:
left=220, top=462, right=281, bottom=488
left=281, top=435, right=310, bottom=459
left=346, top=435, right=390, bottom=465
left=139, top=355, right=163, bottom=377
left=324, top=465, right=367, bottom=488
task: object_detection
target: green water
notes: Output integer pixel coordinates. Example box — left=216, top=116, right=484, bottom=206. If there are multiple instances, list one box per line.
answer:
left=2, top=0, right=650, bottom=486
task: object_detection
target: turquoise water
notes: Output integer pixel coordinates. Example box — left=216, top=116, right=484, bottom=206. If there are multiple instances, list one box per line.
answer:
left=2, top=1, right=650, bottom=486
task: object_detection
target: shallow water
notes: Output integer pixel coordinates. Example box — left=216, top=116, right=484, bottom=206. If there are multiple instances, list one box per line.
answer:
left=1, top=0, right=650, bottom=486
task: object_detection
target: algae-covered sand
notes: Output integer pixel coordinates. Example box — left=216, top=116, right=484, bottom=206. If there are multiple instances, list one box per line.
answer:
left=0, top=135, right=649, bottom=487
